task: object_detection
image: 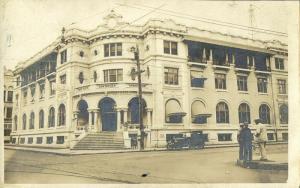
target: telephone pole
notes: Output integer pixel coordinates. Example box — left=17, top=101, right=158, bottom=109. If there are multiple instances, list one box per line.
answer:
left=132, top=45, right=145, bottom=150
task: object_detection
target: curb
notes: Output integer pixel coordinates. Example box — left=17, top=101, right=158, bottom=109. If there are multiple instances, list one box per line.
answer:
left=236, top=159, right=288, bottom=170
left=5, top=142, right=287, bottom=156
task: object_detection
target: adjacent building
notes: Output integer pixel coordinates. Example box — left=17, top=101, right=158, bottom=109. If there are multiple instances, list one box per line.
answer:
left=10, top=11, right=288, bottom=149
left=4, top=67, right=14, bottom=143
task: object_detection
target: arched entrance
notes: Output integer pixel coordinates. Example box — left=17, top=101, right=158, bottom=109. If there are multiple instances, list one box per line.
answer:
left=99, top=97, right=117, bottom=131
left=128, top=97, right=147, bottom=124
left=77, top=100, right=89, bottom=128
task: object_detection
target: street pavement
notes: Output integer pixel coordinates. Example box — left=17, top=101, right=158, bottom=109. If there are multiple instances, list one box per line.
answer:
left=4, top=145, right=287, bottom=184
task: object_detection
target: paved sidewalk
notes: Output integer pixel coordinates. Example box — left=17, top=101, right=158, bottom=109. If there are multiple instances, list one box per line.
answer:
left=5, top=142, right=287, bottom=156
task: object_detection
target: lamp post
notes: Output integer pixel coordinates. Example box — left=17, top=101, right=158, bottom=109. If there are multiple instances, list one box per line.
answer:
left=130, top=45, right=145, bottom=150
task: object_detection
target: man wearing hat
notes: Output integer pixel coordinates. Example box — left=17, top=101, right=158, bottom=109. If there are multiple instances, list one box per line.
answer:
left=237, top=123, right=244, bottom=160
left=240, top=122, right=252, bottom=162
left=254, top=119, right=268, bottom=161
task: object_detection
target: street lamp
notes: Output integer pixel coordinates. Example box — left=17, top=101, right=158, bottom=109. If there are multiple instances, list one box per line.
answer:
left=130, top=45, right=145, bottom=150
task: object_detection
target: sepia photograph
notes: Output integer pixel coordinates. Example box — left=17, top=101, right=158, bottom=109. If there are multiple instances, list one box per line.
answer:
left=1, top=0, right=298, bottom=186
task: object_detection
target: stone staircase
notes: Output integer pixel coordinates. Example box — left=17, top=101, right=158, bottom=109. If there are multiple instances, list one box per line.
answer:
left=72, top=132, right=125, bottom=150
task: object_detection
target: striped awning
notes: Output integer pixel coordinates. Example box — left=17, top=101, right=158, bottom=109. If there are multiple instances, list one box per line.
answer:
left=166, top=99, right=187, bottom=117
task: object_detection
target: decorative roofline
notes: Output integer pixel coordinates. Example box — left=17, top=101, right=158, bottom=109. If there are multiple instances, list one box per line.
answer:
left=16, top=12, right=287, bottom=72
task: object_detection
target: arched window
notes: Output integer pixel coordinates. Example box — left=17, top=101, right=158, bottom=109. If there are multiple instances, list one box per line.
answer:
left=48, top=107, right=55, bottom=127
left=14, top=115, right=18, bottom=131
left=22, top=114, right=26, bottom=130
left=29, top=112, right=35, bottom=129
left=165, top=99, right=186, bottom=123
left=238, top=103, right=251, bottom=124
left=279, top=104, right=288, bottom=124
left=58, top=104, right=66, bottom=126
left=216, top=102, right=229, bottom=123
left=128, top=97, right=147, bottom=124
left=39, top=110, right=44, bottom=128
left=191, top=100, right=208, bottom=124
left=259, top=104, right=270, bottom=124
left=77, top=100, right=89, bottom=126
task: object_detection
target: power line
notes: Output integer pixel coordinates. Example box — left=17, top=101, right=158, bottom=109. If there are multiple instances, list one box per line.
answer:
left=123, top=2, right=286, bottom=35
left=116, top=3, right=287, bottom=37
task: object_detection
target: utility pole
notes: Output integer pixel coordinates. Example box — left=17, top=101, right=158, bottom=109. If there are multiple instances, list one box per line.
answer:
left=132, top=45, right=145, bottom=150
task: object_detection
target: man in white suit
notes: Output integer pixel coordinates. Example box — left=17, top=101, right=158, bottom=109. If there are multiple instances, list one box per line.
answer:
left=254, top=119, right=268, bottom=161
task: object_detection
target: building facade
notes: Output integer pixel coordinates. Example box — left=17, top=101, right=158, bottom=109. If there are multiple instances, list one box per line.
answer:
left=10, top=11, right=288, bottom=149
left=4, top=67, right=14, bottom=143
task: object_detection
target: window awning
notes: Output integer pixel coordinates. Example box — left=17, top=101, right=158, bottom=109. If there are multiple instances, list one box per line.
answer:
left=191, top=101, right=211, bottom=118
left=192, top=113, right=212, bottom=118
left=166, top=100, right=187, bottom=117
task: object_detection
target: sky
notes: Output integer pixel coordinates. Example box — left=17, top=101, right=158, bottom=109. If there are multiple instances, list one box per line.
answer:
left=0, top=0, right=292, bottom=70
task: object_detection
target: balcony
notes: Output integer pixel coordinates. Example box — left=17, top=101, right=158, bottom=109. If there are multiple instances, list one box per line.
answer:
left=212, top=60, right=230, bottom=71
left=187, top=56, right=207, bottom=68
left=74, top=82, right=153, bottom=96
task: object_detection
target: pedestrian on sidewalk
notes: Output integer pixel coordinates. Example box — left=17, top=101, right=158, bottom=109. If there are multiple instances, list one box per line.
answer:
left=237, top=123, right=244, bottom=160
left=254, top=119, right=268, bottom=161
left=240, top=122, right=252, bottom=162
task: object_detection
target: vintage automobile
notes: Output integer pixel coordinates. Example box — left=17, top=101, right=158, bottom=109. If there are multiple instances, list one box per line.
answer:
left=166, top=131, right=205, bottom=150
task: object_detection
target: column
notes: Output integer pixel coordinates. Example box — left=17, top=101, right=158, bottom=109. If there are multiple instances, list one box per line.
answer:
left=88, top=109, right=93, bottom=131
left=123, top=109, right=128, bottom=123
left=225, top=53, right=229, bottom=64
left=202, top=48, right=206, bottom=62
left=98, top=108, right=102, bottom=132
left=117, top=109, right=121, bottom=132
left=93, top=109, right=98, bottom=132
left=209, top=49, right=213, bottom=61
left=147, top=109, right=152, bottom=127
left=73, top=110, right=79, bottom=131
left=247, top=56, right=250, bottom=67
left=232, top=54, right=235, bottom=65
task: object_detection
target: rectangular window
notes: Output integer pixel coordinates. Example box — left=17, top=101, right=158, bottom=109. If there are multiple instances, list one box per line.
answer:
left=282, top=133, right=288, bottom=141
left=4, top=91, right=6, bottom=102
left=278, top=79, right=287, bottom=94
left=217, top=133, right=232, bottom=141
left=275, top=58, right=284, bottom=70
left=46, top=137, right=53, bottom=144
left=20, top=138, right=25, bottom=144
left=267, top=133, right=275, bottom=141
left=7, top=91, right=13, bottom=102
left=28, top=137, right=33, bottom=144
left=60, top=74, right=66, bottom=84
left=117, top=43, right=122, bottom=56
left=257, top=77, right=268, bottom=93
left=36, top=137, right=43, bottom=144
left=50, top=80, right=56, bottom=95
left=237, top=76, right=248, bottom=91
left=104, top=43, right=122, bottom=57
left=60, top=50, right=67, bottom=64
left=57, top=136, right=65, bottom=144
left=191, top=71, right=205, bottom=88
left=215, top=73, right=226, bottom=90
left=6, top=107, right=12, bottom=119
left=103, top=69, right=123, bottom=82
left=164, top=41, right=178, bottom=55
left=164, top=67, right=179, bottom=85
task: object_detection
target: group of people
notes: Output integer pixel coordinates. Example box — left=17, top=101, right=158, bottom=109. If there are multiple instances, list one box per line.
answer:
left=238, top=119, right=268, bottom=162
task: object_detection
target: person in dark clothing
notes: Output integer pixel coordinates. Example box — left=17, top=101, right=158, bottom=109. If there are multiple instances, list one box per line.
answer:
left=237, top=123, right=244, bottom=160
left=240, top=122, right=252, bottom=162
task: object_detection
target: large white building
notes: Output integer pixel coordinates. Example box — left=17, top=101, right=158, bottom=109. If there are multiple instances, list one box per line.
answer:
left=10, top=11, right=288, bottom=149
left=4, top=67, right=14, bottom=143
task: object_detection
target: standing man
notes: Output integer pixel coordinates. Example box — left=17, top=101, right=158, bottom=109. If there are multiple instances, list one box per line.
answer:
left=240, top=122, right=252, bottom=162
left=254, top=119, right=268, bottom=161
left=237, top=123, right=244, bottom=160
